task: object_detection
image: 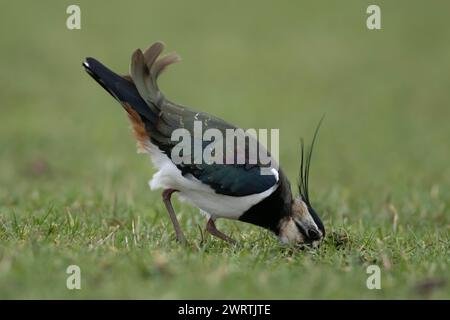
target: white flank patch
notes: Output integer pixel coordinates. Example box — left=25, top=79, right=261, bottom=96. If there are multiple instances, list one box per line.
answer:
left=143, top=141, right=279, bottom=220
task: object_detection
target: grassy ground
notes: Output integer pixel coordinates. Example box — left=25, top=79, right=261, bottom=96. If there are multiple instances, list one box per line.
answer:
left=0, top=1, right=449, bottom=299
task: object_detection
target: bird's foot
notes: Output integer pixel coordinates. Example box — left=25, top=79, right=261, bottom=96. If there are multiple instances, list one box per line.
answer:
left=175, top=232, right=188, bottom=245
left=205, top=218, right=237, bottom=245
left=162, top=188, right=187, bottom=245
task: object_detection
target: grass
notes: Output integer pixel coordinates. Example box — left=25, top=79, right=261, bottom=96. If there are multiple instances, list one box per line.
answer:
left=0, top=0, right=449, bottom=299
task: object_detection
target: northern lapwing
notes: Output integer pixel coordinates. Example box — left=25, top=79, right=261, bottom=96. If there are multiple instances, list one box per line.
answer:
left=83, top=42, right=325, bottom=246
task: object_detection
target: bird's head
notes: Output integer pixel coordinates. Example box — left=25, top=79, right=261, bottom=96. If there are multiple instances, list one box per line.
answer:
left=278, top=118, right=325, bottom=247
left=278, top=197, right=325, bottom=247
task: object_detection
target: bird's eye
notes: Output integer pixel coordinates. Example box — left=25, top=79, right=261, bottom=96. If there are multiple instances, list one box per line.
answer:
left=294, top=221, right=308, bottom=238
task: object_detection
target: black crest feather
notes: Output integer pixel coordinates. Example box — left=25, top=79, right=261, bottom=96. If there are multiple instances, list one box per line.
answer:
left=298, top=115, right=325, bottom=205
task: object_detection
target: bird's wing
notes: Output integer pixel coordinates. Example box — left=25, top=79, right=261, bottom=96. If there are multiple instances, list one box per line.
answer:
left=84, top=42, right=279, bottom=197
left=127, top=43, right=280, bottom=196
left=182, top=163, right=279, bottom=197
left=155, top=104, right=280, bottom=197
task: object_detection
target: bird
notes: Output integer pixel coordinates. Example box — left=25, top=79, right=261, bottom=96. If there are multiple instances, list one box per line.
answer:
left=83, top=41, right=325, bottom=246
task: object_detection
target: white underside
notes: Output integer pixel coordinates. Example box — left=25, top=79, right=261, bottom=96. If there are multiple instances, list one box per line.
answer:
left=144, top=142, right=279, bottom=220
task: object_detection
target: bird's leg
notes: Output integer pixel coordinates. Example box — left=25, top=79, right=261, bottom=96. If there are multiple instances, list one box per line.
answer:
left=205, top=218, right=236, bottom=245
left=162, top=189, right=187, bottom=244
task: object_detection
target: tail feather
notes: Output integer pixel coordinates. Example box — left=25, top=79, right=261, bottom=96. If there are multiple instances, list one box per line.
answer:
left=130, top=49, right=161, bottom=113
left=130, top=42, right=180, bottom=110
left=83, top=57, right=157, bottom=125
left=143, top=42, right=164, bottom=70
left=152, top=51, right=181, bottom=79
left=83, top=41, right=180, bottom=152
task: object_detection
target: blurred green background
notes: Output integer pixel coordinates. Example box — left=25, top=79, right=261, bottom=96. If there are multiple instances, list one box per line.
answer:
left=0, top=1, right=449, bottom=299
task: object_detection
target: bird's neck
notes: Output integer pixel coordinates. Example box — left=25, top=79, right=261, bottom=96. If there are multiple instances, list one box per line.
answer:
left=238, top=169, right=292, bottom=233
